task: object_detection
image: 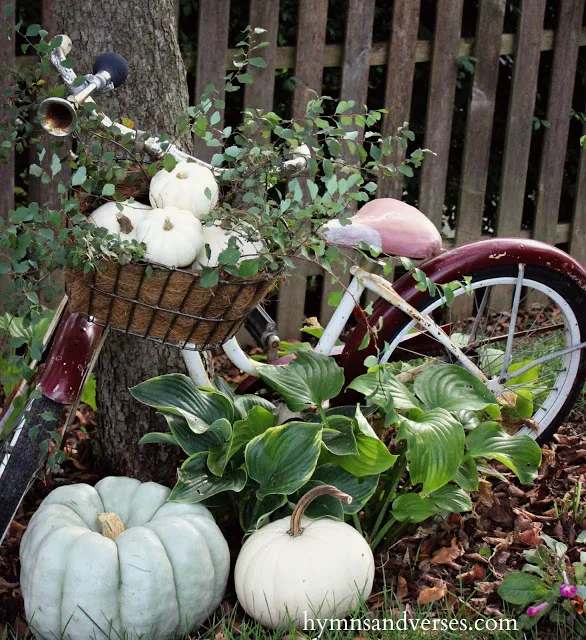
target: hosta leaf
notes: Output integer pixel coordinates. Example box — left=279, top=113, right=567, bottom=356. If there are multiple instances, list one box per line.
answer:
left=169, top=452, right=247, bottom=503
left=239, top=492, right=287, bottom=532
left=333, top=431, right=396, bottom=477
left=392, top=493, right=440, bottom=523
left=294, top=481, right=345, bottom=521
left=163, top=413, right=216, bottom=455
left=398, top=408, right=464, bottom=494
left=207, top=406, right=276, bottom=476
left=465, top=421, right=542, bottom=484
left=427, top=484, right=473, bottom=513
left=347, top=369, right=418, bottom=409
left=453, top=455, right=479, bottom=492
left=205, top=419, right=234, bottom=476
left=138, top=432, right=179, bottom=447
left=246, top=421, right=322, bottom=499
left=258, top=351, right=344, bottom=411
left=414, top=365, right=496, bottom=411
left=234, top=394, right=276, bottom=420
left=321, top=415, right=358, bottom=456
left=498, top=572, right=550, bottom=605
left=312, top=464, right=379, bottom=514
left=130, top=374, right=234, bottom=433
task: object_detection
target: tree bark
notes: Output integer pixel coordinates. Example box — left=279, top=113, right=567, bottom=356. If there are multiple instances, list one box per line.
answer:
left=53, top=0, right=191, bottom=484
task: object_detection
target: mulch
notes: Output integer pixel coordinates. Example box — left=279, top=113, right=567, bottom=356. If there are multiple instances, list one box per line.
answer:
left=2, top=391, right=586, bottom=637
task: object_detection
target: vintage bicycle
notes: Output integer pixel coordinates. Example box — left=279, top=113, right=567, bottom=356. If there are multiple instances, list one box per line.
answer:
left=1, top=36, right=585, bottom=543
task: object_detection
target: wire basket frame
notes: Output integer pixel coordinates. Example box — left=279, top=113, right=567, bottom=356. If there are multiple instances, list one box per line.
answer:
left=65, top=260, right=279, bottom=351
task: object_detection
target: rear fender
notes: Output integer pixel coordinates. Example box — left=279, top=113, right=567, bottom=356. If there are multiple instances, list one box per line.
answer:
left=338, top=238, right=586, bottom=397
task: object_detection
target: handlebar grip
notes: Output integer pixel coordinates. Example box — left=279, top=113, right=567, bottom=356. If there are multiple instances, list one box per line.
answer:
left=93, top=52, right=129, bottom=88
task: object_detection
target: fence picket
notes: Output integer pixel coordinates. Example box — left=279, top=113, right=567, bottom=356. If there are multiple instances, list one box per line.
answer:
left=495, top=0, right=547, bottom=238
left=456, top=0, right=506, bottom=245
left=339, top=0, right=376, bottom=164
left=570, top=128, right=586, bottom=266
left=378, top=0, right=421, bottom=200
left=276, top=259, right=310, bottom=339
left=193, top=0, right=230, bottom=162
left=419, top=0, right=465, bottom=229
left=533, top=0, right=585, bottom=245
left=244, top=0, right=280, bottom=112
left=292, top=0, right=328, bottom=119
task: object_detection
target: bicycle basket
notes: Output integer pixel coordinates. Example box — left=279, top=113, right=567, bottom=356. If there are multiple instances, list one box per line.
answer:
left=65, top=261, right=279, bottom=351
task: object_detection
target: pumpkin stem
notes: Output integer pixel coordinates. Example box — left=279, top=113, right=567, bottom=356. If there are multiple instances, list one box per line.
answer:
left=288, top=484, right=352, bottom=537
left=163, top=216, right=174, bottom=231
left=176, top=171, right=189, bottom=179
left=98, top=512, right=126, bottom=540
left=116, top=214, right=134, bottom=235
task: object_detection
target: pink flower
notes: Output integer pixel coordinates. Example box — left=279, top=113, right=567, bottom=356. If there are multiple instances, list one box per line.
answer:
left=527, top=602, right=548, bottom=617
left=560, top=571, right=578, bottom=599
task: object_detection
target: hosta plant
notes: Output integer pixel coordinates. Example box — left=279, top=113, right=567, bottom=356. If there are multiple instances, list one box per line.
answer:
left=347, top=360, right=543, bottom=550
left=131, top=351, right=395, bottom=532
left=499, top=533, right=586, bottom=633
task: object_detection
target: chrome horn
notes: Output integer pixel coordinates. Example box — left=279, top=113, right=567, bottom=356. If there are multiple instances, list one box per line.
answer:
left=39, top=51, right=129, bottom=137
left=38, top=97, right=78, bottom=137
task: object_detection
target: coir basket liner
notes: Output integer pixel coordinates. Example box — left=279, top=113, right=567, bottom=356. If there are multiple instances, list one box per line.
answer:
left=65, top=261, right=278, bottom=350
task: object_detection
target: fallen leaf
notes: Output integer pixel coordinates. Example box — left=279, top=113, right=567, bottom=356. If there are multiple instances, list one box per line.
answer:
left=417, top=585, right=447, bottom=606
left=397, top=575, right=408, bottom=600
left=430, top=537, right=462, bottom=565
left=460, top=563, right=486, bottom=584
left=477, top=480, right=494, bottom=507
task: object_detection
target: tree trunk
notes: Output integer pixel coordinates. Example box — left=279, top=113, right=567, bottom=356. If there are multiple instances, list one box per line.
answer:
left=53, top=0, right=191, bottom=484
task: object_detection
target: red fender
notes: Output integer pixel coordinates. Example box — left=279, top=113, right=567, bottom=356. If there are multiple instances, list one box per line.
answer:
left=37, top=310, right=104, bottom=404
left=337, top=238, right=586, bottom=400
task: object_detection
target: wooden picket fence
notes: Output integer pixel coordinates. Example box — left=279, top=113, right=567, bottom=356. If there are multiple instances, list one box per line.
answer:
left=1, top=0, right=586, bottom=340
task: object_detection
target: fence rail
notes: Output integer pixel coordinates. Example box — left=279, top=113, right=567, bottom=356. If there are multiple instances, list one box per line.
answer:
left=1, top=0, right=585, bottom=340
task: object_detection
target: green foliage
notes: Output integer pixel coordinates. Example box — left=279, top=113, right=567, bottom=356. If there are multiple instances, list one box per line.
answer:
left=131, top=352, right=392, bottom=532
left=498, top=534, right=586, bottom=633
left=350, top=362, right=542, bottom=550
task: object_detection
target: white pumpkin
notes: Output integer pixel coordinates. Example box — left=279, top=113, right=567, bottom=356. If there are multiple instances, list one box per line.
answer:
left=88, top=200, right=151, bottom=240
left=149, top=160, right=219, bottom=218
left=234, top=485, right=375, bottom=630
left=20, top=476, right=230, bottom=640
left=197, top=223, right=265, bottom=268
left=134, top=206, right=203, bottom=268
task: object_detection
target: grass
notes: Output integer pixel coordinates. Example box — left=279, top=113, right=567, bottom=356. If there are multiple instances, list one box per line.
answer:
left=3, top=589, right=585, bottom=640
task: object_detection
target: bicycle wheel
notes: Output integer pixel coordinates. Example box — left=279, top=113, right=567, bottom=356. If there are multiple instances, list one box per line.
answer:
left=378, top=264, right=586, bottom=443
left=0, top=394, right=63, bottom=544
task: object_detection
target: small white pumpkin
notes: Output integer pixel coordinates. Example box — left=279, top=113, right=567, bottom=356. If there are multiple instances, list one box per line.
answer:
left=234, top=485, right=375, bottom=630
left=149, top=160, right=219, bottom=218
left=88, top=200, right=151, bottom=240
left=197, top=223, right=264, bottom=268
left=20, top=476, right=230, bottom=640
left=134, top=206, right=203, bottom=267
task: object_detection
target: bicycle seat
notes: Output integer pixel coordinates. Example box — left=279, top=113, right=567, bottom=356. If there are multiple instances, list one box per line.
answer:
left=321, top=198, right=442, bottom=259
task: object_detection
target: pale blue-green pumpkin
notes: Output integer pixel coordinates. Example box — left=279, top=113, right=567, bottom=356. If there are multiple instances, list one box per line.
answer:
left=20, top=476, right=229, bottom=640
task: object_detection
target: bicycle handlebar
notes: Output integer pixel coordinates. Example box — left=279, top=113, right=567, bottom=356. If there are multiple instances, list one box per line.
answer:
left=44, top=37, right=307, bottom=177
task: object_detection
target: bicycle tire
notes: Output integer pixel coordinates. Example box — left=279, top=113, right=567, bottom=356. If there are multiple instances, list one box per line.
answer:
left=0, top=394, right=63, bottom=545
left=377, top=265, right=586, bottom=444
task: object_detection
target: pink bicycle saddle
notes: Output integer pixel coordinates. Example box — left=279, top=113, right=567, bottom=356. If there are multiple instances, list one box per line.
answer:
left=321, top=198, right=442, bottom=260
